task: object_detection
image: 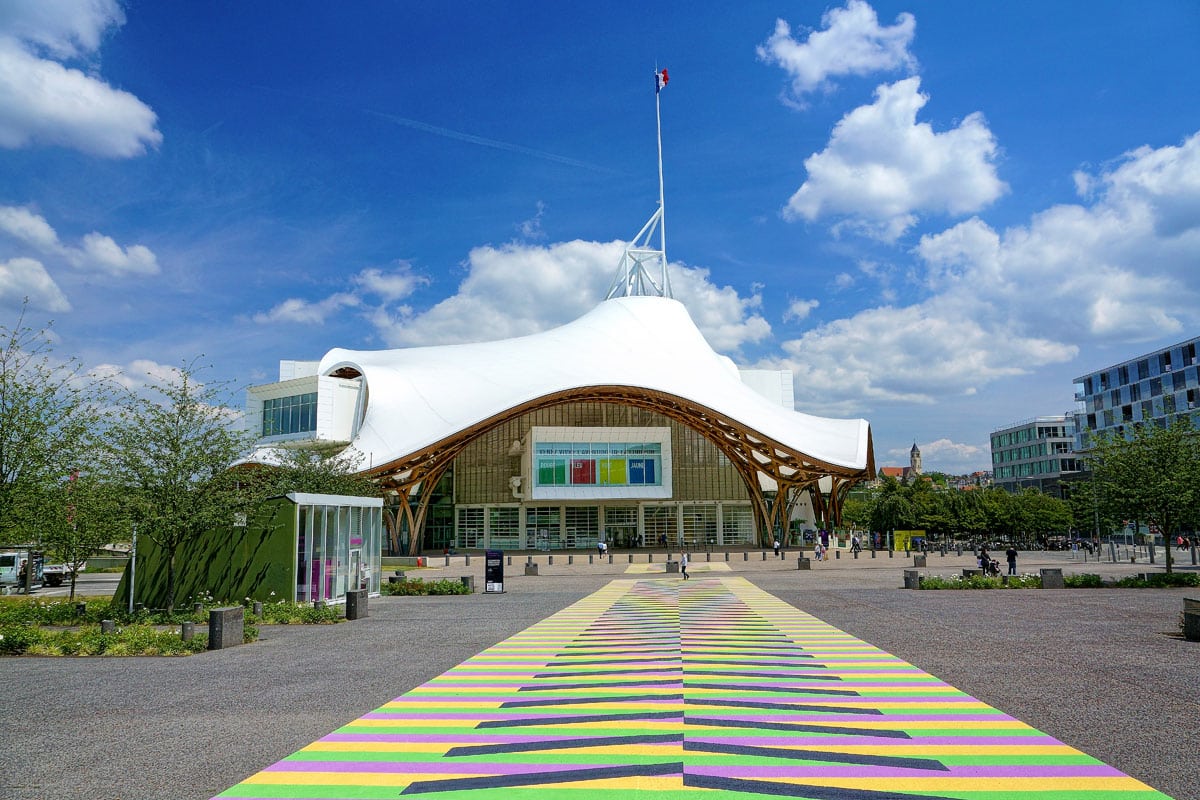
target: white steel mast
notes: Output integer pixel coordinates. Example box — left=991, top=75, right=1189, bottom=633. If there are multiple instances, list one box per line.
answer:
left=606, top=67, right=672, bottom=300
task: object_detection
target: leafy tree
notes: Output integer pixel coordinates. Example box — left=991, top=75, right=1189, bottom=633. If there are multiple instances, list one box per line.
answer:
left=1086, top=419, right=1200, bottom=574
left=240, top=443, right=381, bottom=500
left=0, top=310, right=107, bottom=547
left=869, top=477, right=911, bottom=544
left=39, top=471, right=124, bottom=600
left=102, top=362, right=252, bottom=613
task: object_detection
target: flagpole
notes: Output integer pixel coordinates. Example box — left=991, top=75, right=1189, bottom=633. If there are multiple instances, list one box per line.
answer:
left=655, top=69, right=670, bottom=296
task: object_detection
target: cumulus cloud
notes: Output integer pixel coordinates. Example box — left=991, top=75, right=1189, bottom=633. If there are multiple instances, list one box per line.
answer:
left=253, top=293, right=360, bottom=325
left=758, top=0, right=915, bottom=102
left=369, top=239, right=771, bottom=353
left=0, top=256, right=70, bottom=311
left=764, top=130, right=1200, bottom=422
left=783, top=298, right=819, bottom=322
left=353, top=263, right=427, bottom=301
left=0, top=0, right=161, bottom=157
left=0, top=204, right=159, bottom=276
left=784, top=77, right=1007, bottom=240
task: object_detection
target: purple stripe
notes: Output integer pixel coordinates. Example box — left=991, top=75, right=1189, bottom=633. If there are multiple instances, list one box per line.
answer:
left=686, top=764, right=1123, bottom=778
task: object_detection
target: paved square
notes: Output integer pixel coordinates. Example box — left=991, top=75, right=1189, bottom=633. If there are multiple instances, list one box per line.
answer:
left=215, top=576, right=1171, bottom=799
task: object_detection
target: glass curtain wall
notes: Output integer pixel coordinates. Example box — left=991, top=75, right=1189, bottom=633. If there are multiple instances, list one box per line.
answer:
left=294, top=496, right=382, bottom=602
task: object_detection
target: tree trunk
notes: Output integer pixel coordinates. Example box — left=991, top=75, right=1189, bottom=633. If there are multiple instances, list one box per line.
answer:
left=166, top=550, right=177, bottom=615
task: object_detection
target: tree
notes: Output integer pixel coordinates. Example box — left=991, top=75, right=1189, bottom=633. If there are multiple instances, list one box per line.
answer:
left=39, top=471, right=124, bottom=600
left=1086, top=419, right=1200, bottom=574
left=103, top=363, right=252, bottom=613
left=243, top=443, right=380, bottom=500
left=0, top=309, right=108, bottom=593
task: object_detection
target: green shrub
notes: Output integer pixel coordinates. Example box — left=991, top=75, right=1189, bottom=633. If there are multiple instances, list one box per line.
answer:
left=1065, top=573, right=1105, bottom=588
left=916, top=573, right=1040, bottom=589
left=381, top=578, right=470, bottom=596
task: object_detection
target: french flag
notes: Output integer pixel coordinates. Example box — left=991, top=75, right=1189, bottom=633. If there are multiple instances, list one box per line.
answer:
left=656, top=68, right=669, bottom=93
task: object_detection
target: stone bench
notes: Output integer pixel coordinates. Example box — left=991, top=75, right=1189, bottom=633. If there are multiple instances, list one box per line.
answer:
left=1182, top=598, right=1200, bottom=642
left=1040, top=568, right=1065, bottom=589
left=903, top=569, right=921, bottom=589
left=208, top=606, right=244, bottom=650
left=345, top=589, right=368, bottom=620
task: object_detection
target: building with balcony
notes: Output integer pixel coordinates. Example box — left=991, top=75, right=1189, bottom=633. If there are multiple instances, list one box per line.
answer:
left=990, top=415, right=1079, bottom=496
left=1073, top=336, right=1200, bottom=449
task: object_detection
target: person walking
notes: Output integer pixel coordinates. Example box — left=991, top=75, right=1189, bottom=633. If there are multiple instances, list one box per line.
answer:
left=773, top=538, right=781, bottom=558
left=680, top=550, right=689, bottom=580
left=1005, top=546, right=1018, bottom=576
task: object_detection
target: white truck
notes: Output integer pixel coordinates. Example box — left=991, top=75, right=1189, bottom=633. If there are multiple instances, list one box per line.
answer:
left=0, top=550, right=45, bottom=591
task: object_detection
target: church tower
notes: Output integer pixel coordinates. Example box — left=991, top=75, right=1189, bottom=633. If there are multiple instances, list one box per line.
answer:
left=910, top=442, right=922, bottom=476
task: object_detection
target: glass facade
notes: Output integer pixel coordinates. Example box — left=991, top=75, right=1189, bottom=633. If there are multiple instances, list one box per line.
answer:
left=441, top=400, right=754, bottom=550
left=294, top=496, right=382, bottom=602
left=262, top=392, right=317, bottom=437
left=1074, top=336, right=1200, bottom=449
left=989, top=416, right=1079, bottom=494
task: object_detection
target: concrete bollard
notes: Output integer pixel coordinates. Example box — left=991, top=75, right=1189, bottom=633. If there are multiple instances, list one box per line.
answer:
left=460, top=576, right=475, bottom=593
left=346, top=589, right=368, bottom=619
left=853, top=550, right=858, bottom=559
left=629, top=554, right=634, bottom=563
left=914, top=556, right=927, bottom=568
left=835, top=550, right=840, bottom=560
left=1040, top=568, right=1065, bottom=589
left=1183, top=598, right=1200, bottom=641
left=608, top=554, right=613, bottom=564
left=445, top=555, right=450, bottom=566
left=871, top=550, right=876, bottom=558
left=568, top=555, right=573, bottom=564
left=649, top=553, right=653, bottom=563
left=252, top=601, right=263, bottom=617
left=666, top=560, right=679, bottom=573
left=797, top=557, right=811, bottom=571
left=589, top=554, right=593, bottom=564
left=507, top=556, right=512, bottom=566
left=548, top=555, right=554, bottom=565
left=524, top=563, right=539, bottom=576
left=706, top=552, right=711, bottom=562
left=100, top=619, right=116, bottom=634
left=527, top=555, right=533, bottom=565
left=888, top=550, right=893, bottom=558
left=193, top=602, right=204, bottom=615
left=725, top=552, right=730, bottom=561
left=208, top=607, right=244, bottom=650
left=743, top=551, right=748, bottom=561
left=903, top=569, right=921, bottom=589
left=181, top=621, right=195, bottom=641
left=1192, top=545, right=1198, bottom=566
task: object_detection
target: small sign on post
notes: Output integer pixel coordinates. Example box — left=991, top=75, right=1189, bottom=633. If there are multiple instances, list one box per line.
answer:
left=485, top=549, right=504, bottom=593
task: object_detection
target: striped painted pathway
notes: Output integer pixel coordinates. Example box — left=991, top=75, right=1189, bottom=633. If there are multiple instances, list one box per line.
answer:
left=215, top=576, right=1172, bottom=799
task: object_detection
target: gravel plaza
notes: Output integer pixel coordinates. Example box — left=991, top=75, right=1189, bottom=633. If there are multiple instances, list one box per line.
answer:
left=1, top=548, right=1197, bottom=800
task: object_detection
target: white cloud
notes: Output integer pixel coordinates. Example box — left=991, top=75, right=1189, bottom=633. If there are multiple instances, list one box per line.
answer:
left=364, top=239, right=770, bottom=353
left=0, top=1, right=161, bottom=158
left=0, top=204, right=160, bottom=276
left=0, top=256, right=70, bottom=311
left=253, top=293, right=360, bottom=325
left=783, top=298, right=819, bottom=322
left=353, top=264, right=427, bottom=302
left=757, top=0, right=915, bottom=102
left=784, top=78, right=1007, bottom=240
left=90, top=358, right=182, bottom=392
left=0, top=0, right=124, bottom=59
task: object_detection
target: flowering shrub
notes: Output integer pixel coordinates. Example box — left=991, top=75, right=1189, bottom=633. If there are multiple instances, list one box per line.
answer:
left=381, top=578, right=471, bottom=596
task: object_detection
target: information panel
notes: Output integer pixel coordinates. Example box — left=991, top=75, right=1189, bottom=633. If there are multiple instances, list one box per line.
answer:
left=484, top=549, right=504, bottom=594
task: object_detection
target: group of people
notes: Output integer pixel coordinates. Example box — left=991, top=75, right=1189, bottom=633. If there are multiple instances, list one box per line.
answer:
left=978, top=546, right=1020, bottom=576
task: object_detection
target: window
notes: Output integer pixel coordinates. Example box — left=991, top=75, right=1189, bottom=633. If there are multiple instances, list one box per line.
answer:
left=533, top=441, right=662, bottom=489
left=1151, top=377, right=1162, bottom=397
left=1130, top=382, right=1141, bottom=401
left=1137, top=359, right=1149, bottom=380
left=262, top=392, right=317, bottom=436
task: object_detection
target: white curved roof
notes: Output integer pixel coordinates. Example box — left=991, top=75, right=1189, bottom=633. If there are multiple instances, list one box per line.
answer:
left=319, top=296, right=871, bottom=472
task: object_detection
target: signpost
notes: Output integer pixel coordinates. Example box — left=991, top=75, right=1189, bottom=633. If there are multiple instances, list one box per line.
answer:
left=485, top=549, right=504, bottom=594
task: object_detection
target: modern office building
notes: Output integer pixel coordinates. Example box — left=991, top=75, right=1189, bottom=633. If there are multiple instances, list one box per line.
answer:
left=1073, top=336, right=1200, bottom=449
left=990, top=415, right=1080, bottom=496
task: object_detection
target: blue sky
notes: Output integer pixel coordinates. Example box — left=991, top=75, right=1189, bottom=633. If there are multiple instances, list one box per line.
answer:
left=1, top=0, right=1198, bottom=473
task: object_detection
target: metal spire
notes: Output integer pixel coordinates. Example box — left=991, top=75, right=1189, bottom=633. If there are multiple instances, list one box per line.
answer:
left=606, top=67, right=672, bottom=300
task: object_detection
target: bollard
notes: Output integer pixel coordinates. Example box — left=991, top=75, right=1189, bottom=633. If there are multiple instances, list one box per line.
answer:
left=252, top=601, right=263, bottom=617
left=394, top=569, right=407, bottom=581
left=548, top=555, right=554, bottom=565
left=527, top=555, right=533, bottom=565
left=649, top=553, right=653, bottom=563
left=1192, top=545, right=1198, bottom=566
left=903, top=569, right=920, bottom=589
left=743, top=551, right=748, bottom=561
left=346, top=589, right=368, bottom=619
left=101, top=619, right=116, bottom=634
left=568, top=555, right=573, bottom=564
left=835, top=550, right=840, bottom=560
left=797, top=557, right=811, bottom=571
left=1183, top=599, right=1200, bottom=641
left=871, top=550, right=876, bottom=559
left=460, top=576, right=475, bottom=593
left=888, top=550, right=893, bottom=558
left=589, top=554, right=594, bottom=564
left=763, top=551, right=768, bottom=560
left=629, top=554, right=634, bottom=563
left=914, top=555, right=927, bottom=568
left=706, top=552, right=711, bottom=562
left=208, top=607, right=244, bottom=650
left=193, top=602, right=204, bottom=615
left=507, top=556, right=512, bottom=566
left=181, top=621, right=195, bottom=641
left=853, top=550, right=858, bottom=559
left=445, top=555, right=450, bottom=566
left=524, top=563, right=539, bottom=576
left=75, top=602, right=87, bottom=616
left=1039, top=568, right=1065, bottom=589
left=608, top=554, right=613, bottom=564
left=725, top=552, right=730, bottom=562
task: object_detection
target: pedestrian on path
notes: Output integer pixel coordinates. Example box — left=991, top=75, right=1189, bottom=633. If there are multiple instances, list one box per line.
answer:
left=1006, top=546, right=1018, bottom=575
left=680, top=550, right=689, bottom=580
left=773, top=538, right=781, bottom=558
